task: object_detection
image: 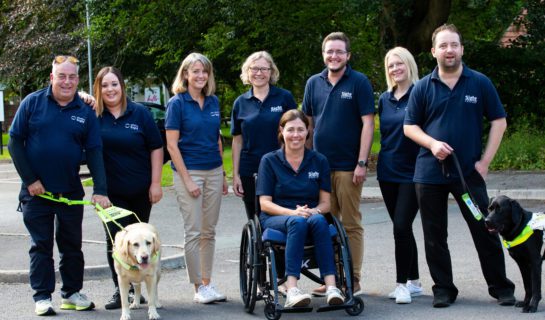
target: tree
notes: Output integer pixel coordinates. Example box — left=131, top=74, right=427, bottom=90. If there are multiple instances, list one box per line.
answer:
left=0, top=0, right=87, bottom=96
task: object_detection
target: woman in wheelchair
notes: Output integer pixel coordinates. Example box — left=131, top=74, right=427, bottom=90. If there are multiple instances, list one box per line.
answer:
left=256, top=109, right=345, bottom=308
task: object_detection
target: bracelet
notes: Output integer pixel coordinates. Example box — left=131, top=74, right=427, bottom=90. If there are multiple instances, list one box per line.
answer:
left=223, top=171, right=226, bottom=177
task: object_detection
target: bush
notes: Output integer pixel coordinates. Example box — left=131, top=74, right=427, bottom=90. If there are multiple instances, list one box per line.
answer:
left=491, top=128, right=545, bottom=170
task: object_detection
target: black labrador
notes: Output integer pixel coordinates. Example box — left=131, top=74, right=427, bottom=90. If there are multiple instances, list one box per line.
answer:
left=485, top=195, right=545, bottom=313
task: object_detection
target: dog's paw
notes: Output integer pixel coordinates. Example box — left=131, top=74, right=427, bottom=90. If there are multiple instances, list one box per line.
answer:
left=120, top=311, right=132, bottom=320
left=148, top=307, right=161, bottom=320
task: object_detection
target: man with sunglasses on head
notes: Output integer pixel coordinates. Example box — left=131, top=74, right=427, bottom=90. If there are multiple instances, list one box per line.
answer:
left=9, top=55, right=110, bottom=316
left=302, top=32, right=375, bottom=296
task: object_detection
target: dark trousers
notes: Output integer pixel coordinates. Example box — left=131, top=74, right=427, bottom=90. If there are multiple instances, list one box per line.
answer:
left=415, top=170, right=515, bottom=299
left=22, top=195, right=84, bottom=301
left=240, top=175, right=256, bottom=220
left=379, top=181, right=420, bottom=283
left=105, top=192, right=152, bottom=287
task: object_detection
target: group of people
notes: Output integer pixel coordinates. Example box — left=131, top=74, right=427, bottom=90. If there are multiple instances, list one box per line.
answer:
left=9, top=23, right=517, bottom=317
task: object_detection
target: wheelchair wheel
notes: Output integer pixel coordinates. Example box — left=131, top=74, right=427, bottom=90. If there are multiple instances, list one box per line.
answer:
left=345, top=296, right=364, bottom=316
left=264, top=302, right=281, bottom=320
left=239, top=221, right=259, bottom=313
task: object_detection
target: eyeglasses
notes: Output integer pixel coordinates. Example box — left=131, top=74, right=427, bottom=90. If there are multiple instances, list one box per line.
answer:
left=249, top=67, right=271, bottom=74
left=55, top=74, right=79, bottom=82
left=324, top=50, right=348, bottom=56
left=53, top=55, right=79, bottom=65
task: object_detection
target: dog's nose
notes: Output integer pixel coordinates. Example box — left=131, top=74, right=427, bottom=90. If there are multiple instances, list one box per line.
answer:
left=141, top=255, right=149, bottom=263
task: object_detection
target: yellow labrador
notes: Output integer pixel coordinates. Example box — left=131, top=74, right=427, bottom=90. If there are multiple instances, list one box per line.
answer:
left=114, top=222, right=161, bottom=320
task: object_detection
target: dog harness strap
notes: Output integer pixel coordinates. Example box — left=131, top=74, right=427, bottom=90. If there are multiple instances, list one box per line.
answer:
left=502, top=225, right=534, bottom=249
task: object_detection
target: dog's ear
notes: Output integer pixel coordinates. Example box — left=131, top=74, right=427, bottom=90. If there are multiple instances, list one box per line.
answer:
left=152, top=234, right=161, bottom=254
left=510, top=199, right=523, bottom=224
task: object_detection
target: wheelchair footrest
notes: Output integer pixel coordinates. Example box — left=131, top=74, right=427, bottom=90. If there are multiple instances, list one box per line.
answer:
left=316, top=303, right=351, bottom=312
left=280, top=306, right=314, bottom=313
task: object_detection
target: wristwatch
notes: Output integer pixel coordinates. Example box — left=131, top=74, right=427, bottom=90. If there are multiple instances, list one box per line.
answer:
left=357, top=160, right=368, bottom=168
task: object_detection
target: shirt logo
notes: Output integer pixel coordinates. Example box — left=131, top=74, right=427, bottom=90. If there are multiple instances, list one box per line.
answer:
left=125, top=123, right=139, bottom=131
left=308, top=171, right=320, bottom=180
left=70, top=116, right=85, bottom=124
left=270, top=106, right=283, bottom=112
left=341, top=91, right=353, bottom=100
left=465, top=95, right=478, bottom=104
left=210, top=111, right=220, bottom=117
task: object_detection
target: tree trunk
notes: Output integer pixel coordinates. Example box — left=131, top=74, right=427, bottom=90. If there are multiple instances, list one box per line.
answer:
left=381, top=0, right=452, bottom=54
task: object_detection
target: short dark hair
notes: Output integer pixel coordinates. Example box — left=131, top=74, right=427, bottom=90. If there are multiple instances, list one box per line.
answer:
left=322, top=32, right=351, bottom=53
left=278, top=109, right=310, bottom=145
left=431, top=24, right=463, bottom=47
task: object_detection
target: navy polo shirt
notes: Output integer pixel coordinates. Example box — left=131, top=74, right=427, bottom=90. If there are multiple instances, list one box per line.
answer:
left=404, top=65, right=507, bottom=184
left=9, top=85, right=102, bottom=193
left=256, top=148, right=331, bottom=213
left=230, top=85, right=297, bottom=177
left=99, top=100, right=163, bottom=195
left=377, top=86, right=419, bottom=183
left=302, top=65, right=375, bottom=171
left=165, top=92, right=222, bottom=170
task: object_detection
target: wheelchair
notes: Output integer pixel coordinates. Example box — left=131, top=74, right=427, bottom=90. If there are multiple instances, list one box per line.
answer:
left=239, top=199, right=365, bottom=319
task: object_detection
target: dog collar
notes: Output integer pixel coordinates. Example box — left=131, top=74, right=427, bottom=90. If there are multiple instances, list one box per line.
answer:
left=502, top=225, right=534, bottom=249
left=112, top=252, right=160, bottom=271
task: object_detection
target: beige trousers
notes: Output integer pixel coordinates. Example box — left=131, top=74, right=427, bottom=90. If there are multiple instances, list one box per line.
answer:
left=174, top=166, right=223, bottom=284
left=330, top=171, right=364, bottom=281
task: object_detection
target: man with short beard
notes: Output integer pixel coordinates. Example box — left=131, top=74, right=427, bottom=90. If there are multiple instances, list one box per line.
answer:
left=302, top=31, right=375, bottom=296
left=404, top=24, right=515, bottom=308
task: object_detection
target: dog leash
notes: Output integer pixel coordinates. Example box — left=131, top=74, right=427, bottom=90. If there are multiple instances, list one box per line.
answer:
left=38, top=191, right=141, bottom=244
left=447, top=152, right=484, bottom=221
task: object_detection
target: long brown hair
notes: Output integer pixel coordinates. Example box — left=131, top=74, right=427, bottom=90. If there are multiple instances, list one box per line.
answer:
left=93, top=66, right=127, bottom=117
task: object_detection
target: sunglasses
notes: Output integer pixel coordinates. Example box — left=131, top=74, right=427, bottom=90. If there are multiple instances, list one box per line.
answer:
left=53, top=55, right=79, bottom=65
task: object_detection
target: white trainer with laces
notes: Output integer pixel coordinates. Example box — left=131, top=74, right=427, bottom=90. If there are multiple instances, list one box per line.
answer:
left=194, top=284, right=216, bottom=304
left=326, top=286, right=345, bottom=305
left=207, top=284, right=227, bottom=302
left=60, top=292, right=95, bottom=311
left=35, top=298, right=56, bottom=316
left=389, top=280, right=423, bottom=299
left=395, top=284, right=411, bottom=304
left=285, top=287, right=311, bottom=308
left=406, top=280, right=423, bottom=296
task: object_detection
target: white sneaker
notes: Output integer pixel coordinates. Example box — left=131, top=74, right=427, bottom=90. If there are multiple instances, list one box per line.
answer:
left=326, top=286, right=345, bottom=306
left=206, top=284, right=227, bottom=302
left=35, top=298, right=56, bottom=316
left=395, top=284, right=411, bottom=304
left=285, top=287, right=311, bottom=308
left=60, top=292, right=95, bottom=311
left=194, top=285, right=216, bottom=304
left=406, top=280, right=423, bottom=297
left=389, top=280, right=423, bottom=299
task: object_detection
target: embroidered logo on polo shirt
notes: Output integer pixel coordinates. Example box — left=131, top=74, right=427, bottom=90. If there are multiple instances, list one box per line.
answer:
left=125, top=123, right=139, bottom=130
left=210, top=111, right=220, bottom=117
left=270, top=106, right=283, bottom=112
left=70, top=116, right=85, bottom=124
left=308, top=171, right=320, bottom=179
left=341, top=91, right=353, bottom=99
left=465, top=95, right=478, bottom=104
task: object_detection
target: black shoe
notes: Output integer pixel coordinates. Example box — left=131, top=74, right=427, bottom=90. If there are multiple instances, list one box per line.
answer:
left=497, top=293, right=516, bottom=306
left=129, top=287, right=147, bottom=304
left=104, top=290, right=121, bottom=310
left=433, top=294, right=456, bottom=308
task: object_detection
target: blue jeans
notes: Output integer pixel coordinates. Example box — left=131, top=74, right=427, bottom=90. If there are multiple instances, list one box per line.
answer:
left=260, top=214, right=336, bottom=279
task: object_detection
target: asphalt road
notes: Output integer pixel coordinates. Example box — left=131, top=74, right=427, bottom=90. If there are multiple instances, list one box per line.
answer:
left=1, top=192, right=545, bottom=319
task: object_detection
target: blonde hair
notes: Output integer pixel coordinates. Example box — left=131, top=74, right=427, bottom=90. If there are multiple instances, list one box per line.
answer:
left=93, top=66, right=127, bottom=116
left=240, top=51, right=280, bottom=85
left=171, top=53, right=216, bottom=96
left=384, top=47, right=419, bottom=92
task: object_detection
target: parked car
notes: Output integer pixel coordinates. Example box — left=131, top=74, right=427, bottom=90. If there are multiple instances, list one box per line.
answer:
left=137, top=101, right=171, bottom=164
